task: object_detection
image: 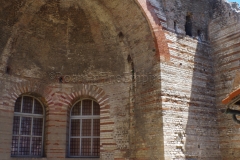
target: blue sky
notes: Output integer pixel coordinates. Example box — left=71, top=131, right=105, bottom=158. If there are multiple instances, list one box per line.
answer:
left=228, top=0, right=240, bottom=3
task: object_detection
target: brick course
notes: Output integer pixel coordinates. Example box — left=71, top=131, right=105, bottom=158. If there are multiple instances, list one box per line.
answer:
left=1, top=0, right=240, bottom=160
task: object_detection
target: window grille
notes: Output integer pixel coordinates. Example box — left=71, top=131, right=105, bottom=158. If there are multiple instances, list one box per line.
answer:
left=69, top=99, right=100, bottom=157
left=11, top=96, right=44, bottom=157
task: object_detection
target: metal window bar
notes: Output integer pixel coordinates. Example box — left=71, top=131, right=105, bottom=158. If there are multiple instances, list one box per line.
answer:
left=29, top=98, right=34, bottom=155
left=69, top=99, right=100, bottom=158
left=17, top=96, right=23, bottom=155
left=91, top=100, right=93, bottom=155
left=80, top=101, right=82, bottom=156
left=11, top=96, right=45, bottom=157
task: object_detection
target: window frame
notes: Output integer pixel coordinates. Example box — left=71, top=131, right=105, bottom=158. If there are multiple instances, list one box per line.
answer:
left=68, top=98, right=100, bottom=158
left=11, top=95, right=45, bottom=157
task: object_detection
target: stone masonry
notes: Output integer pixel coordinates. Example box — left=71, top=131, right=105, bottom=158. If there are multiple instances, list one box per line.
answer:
left=0, top=0, right=240, bottom=160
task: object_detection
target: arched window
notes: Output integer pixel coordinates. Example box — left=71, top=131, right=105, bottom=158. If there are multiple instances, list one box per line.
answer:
left=11, top=95, right=45, bottom=157
left=69, top=99, right=100, bottom=157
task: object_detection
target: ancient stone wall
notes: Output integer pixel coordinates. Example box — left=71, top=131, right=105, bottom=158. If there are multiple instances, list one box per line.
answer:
left=147, top=0, right=221, bottom=159
left=1, top=0, right=240, bottom=160
left=148, top=0, right=216, bottom=39
left=0, top=0, right=160, bottom=159
left=161, top=31, right=220, bottom=159
left=209, top=1, right=240, bottom=160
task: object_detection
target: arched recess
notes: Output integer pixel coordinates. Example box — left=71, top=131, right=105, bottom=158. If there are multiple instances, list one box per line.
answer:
left=0, top=0, right=164, bottom=78
left=4, top=81, right=48, bottom=111
left=48, top=84, right=109, bottom=109
left=0, top=0, right=167, bottom=159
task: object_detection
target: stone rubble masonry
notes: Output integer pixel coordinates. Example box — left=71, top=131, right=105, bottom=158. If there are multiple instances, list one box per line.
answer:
left=209, top=2, right=240, bottom=160
left=0, top=0, right=240, bottom=160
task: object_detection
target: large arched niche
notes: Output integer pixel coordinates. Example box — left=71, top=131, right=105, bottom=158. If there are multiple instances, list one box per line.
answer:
left=0, top=0, right=157, bottom=79
left=0, top=1, right=166, bottom=159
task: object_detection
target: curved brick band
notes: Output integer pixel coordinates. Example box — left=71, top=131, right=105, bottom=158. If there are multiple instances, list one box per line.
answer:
left=135, top=0, right=170, bottom=61
left=4, top=81, right=47, bottom=110
left=49, top=84, right=110, bottom=109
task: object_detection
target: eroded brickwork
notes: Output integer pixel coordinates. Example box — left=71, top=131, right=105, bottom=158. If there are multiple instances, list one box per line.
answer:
left=1, top=0, right=240, bottom=160
left=0, top=0, right=159, bottom=160
left=162, top=32, right=219, bottom=160
left=209, top=2, right=240, bottom=160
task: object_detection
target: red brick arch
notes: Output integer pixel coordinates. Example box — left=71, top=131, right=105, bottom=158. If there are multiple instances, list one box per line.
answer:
left=5, top=82, right=109, bottom=111
left=4, top=81, right=48, bottom=110
left=135, top=0, right=170, bottom=61
left=46, top=84, right=113, bottom=154
left=43, top=84, right=109, bottom=111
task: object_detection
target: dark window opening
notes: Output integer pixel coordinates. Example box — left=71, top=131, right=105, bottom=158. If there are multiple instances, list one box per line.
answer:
left=174, top=21, right=177, bottom=33
left=185, top=15, right=192, bottom=37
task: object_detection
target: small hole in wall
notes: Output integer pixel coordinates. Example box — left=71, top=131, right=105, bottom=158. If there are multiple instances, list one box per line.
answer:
left=59, top=76, right=63, bottom=83
left=180, top=63, right=182, bottom=65
left=229, top=12, right=231, bottom=17
left=174, top=21, right=177, bottom=33
left=6, top=66, right=10, bottom=74
left=118, top=32, right=124, bottom=39
left=127, top=54, right=132, bottom=63
left=198, top=145, right=200, bottom=148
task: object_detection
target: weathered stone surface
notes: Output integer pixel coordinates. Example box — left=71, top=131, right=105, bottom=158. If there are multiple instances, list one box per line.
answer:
left=1, top=0, right=240, bottom=160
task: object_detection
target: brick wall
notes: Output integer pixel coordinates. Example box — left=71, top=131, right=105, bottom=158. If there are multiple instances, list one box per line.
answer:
left=161, top=31, right=220, bottom=160
left=0, top=78, right=133, bottom=160
left=209, top=2, right=240, bottom=159
left=0, top=0, right=161, bottom=160
left=1, top=0, right=240, bottom=160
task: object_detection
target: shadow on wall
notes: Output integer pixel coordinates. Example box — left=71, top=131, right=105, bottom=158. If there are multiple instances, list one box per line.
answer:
left=142, top=0, right=221, bottom=159
left=143, top=1, right=216, bottom=160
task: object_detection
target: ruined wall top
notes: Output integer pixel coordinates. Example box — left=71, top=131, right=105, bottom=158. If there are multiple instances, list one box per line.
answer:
left=149, top=0, right=240, bottom=42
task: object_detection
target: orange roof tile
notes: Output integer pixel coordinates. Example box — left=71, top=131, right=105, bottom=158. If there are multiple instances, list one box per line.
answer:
left=222, top=88, right=240, bottom=105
